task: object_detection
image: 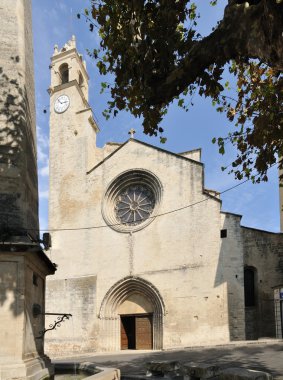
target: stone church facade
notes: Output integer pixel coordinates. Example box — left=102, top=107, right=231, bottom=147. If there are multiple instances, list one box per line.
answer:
left=45, top=37, right=283, bottom=356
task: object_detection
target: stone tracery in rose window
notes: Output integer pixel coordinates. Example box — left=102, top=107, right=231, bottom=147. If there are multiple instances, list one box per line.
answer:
left=115, top=185, right=155, bottom=225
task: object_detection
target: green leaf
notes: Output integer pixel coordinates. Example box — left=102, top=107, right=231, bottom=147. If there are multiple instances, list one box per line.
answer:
left=219, top=146, right=225, bottom=155
left=178, top=99, right=184, bottom=107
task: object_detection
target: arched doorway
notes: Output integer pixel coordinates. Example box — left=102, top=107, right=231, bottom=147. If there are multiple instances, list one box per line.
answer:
left=98, top=276, right=165, bottom=351
left=119, top=293, right=153, bottom=349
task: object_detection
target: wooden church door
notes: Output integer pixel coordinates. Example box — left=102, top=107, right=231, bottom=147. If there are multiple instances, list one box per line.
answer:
left=135, top=315, right=153, bottom=349
left=120, top=314, right=153, bottom=349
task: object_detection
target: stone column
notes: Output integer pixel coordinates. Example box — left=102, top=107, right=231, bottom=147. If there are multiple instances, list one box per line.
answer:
left=0, top=1, right=57, bottom=379
left=0, top=0, right=38, bottom=240
left=0, top=248, right=56, bottom=380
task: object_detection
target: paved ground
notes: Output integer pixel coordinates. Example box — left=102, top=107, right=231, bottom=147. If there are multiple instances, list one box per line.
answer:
left=53, top=340, right=283, bottom=379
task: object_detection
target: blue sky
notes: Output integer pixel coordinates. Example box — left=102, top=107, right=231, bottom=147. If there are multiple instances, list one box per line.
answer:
left=32, top=0, right=281, bottom=233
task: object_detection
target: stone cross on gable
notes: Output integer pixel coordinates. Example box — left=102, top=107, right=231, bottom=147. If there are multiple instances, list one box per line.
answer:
left=128, top=128, right=136, bottom=139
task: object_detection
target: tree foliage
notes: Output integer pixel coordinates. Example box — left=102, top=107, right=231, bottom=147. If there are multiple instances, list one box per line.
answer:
left=80, top=0, right=283, bottom=182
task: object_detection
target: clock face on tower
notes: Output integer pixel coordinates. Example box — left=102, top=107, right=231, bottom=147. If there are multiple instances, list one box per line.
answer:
left=54, top=95, right=70, bottom=113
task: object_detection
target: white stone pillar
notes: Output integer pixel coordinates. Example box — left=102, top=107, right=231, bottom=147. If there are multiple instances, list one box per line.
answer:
left=0, top=249, right=56, bottom=380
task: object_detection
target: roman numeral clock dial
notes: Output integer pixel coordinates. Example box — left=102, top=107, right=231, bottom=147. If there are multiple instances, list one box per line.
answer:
left=54, top=94, right=70, bottom=113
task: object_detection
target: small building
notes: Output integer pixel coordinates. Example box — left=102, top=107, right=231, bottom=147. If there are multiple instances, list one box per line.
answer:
left=45, top=37, right=283, bottom=356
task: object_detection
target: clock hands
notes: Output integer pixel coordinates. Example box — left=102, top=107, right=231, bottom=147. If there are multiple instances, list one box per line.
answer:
left=55, top=95, right=70, bottom=113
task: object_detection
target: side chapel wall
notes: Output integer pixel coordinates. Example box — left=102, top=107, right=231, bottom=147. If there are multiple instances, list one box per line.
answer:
left=242, top=227, right=283, bottom=339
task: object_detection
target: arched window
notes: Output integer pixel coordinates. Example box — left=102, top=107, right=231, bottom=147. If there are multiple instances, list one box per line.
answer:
left=244, top=267, right=256, bottom=307
left=59, top=63, right=69, bottom=84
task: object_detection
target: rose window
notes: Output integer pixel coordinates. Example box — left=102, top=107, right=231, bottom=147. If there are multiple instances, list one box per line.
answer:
left=102, top=169, right=162, bottom=232
left=115, top=185, right=155, bottom=225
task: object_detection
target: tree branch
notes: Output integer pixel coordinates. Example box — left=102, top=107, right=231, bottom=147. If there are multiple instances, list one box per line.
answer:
left=150, top=0, right=283, bottom=106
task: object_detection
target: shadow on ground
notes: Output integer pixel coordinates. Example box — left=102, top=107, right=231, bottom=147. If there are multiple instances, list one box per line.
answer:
left=54, top=343, right=283, bottom=379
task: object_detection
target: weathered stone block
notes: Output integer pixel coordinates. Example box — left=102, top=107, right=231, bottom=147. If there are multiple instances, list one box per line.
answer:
left=219, top=368, right=273, bottom=380
left=146, top=361, right=181, bottom=377
left=183, top=363, right=221, bottom=379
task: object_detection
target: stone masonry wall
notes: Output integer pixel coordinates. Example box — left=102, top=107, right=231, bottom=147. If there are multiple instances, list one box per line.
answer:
left=47, top=138, right=235, bottom=353
left=242, top=227, right=283, bottom=338
left=220, top=212, right=246, bottom=341
left=0, top=0, right=38, bottom=237
left=280, top=168, right=283, bottom=232
left=45, top=276, right=97, bottom=357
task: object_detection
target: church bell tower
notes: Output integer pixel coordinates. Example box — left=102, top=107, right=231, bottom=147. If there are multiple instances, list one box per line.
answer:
left=48, top=36, right=99, bottom=231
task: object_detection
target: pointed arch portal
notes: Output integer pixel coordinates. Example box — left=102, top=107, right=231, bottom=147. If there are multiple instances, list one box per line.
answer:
left=99, top=276, right=165, bottom=350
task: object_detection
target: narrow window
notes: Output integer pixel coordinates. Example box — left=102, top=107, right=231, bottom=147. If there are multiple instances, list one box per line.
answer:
left=221, top=229, right=227, bottom=238
left=33, top=273, right=38, bottom=286
left=59, top=63, right=69, bottom=84
left=244, top=267, right=256, bottom=307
